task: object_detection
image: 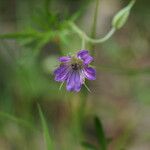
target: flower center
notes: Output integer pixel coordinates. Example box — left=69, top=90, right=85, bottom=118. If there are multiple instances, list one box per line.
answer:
left=71, top=63, right=80, bottom=70
left=70, top=56, right=83, bottom=70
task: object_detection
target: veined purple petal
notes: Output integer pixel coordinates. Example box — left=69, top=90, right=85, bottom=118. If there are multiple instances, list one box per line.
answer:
left=77, top=50, right=88, bottom=56
left=84, top=67, right=96, bottom=80
left=66, top=71, right=81, bottom=92
left=77, top=50, right=93, bottom=64
left=54, top=65, right=70, bottom=82
left=55, top=70, right=70, bottom=82
left=54, top=65, right=67, bottom=75
left=54, top=65, right=64, bottom=75
left=66, top=71, right=75, bottom=91
left=74, top=71, right=82, bottom=92
left=84, top=55, right=93, bottom=64
left=58, top=56, right=71, bottom=63
left=79, top=70, right=85, bottom=84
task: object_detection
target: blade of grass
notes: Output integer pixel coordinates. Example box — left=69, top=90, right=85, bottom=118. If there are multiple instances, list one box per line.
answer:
left=38, top=104, right=54, bottom=150
left=81, top=141, right=97, bottom=150
left=94, top=116, right=107, bottom=150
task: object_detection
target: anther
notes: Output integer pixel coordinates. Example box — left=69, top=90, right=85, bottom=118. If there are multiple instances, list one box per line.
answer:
left=71, top=63, right=79, bottom=70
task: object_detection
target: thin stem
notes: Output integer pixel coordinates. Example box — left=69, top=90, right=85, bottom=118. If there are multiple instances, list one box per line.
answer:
left=84, top=83, right=91, bottom=93
left=89, top=27, right=115, bottom=43
left=69, top=21, right=116, bottom=44
left=81, top=37, right=86, bottom=49
left=90, top=0, right=100, bottom=53
left=90, top=0, right=101, bottom=56
left=91, top=0, right=100, bottom=39
left=59, top=81, right=64, bottom=90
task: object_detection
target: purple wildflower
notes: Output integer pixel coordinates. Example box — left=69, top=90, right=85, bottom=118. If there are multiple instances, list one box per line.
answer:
left=54, top=50, right=96, bottom=92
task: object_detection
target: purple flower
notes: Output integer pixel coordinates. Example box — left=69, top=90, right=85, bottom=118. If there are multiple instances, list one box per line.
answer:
left=54, top=50, right=96, bottom=92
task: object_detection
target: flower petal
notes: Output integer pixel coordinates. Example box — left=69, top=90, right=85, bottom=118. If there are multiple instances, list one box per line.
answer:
left=74, top=71, right=82, bottom=92
left=58, top=56, right=71, bottom=63
left=54, top=65, right=65, bottom=75
left=66, top=71, right=75, bottom=91
left=66, top=71, right=81, bottom=92
left=84, top=67, right=96, bottom=80
left=54, top=65, right=70, bottom=82
left=77, top=50, right=93, bottom=64
left=77, top=50, right=88, bottom=56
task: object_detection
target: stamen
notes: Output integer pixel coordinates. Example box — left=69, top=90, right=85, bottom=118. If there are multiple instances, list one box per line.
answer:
left=71, top=63, right=79, bottom=70
left=59, top=81, right=64, bottom=90
left=84, top=83, right=91, bottom=92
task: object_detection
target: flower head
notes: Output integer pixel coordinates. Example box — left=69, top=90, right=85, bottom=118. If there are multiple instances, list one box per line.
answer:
left=54, top=50, right=96, bottom=92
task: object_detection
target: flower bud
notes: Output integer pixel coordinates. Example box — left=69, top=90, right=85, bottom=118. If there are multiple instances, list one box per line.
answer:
left=112, top=0, right=136, bottom=29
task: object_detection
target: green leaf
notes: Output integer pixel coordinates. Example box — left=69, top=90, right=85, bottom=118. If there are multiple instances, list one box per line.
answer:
left=81, top=141, right=97, bottom=150
left=94, top=116, right=107, bottom=150
left=38, top=104, right=54, bottom=150
left=112, top=0, right=136, bottom=29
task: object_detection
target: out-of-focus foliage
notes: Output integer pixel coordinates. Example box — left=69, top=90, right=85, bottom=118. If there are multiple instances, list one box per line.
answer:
left=0, top=0, right=150, bottom=150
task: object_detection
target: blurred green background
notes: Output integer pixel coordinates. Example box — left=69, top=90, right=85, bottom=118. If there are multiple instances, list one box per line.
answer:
left=0, top=0, right=150, bottom=150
